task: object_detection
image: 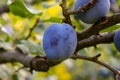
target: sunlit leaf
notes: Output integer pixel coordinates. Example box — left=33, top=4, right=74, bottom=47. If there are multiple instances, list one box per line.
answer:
left=1, top=25, right=14, bottom=35
left=8, top=0, right=42, bottom=18
left=17, top=40, right=44, bottom=55
left=0, top=17, right=6, bottom=25
left=101, top=24, right=120, bottom=32
left=43, top=17, right=62, bottom=23
left=0, top=40, right=13, bottom=50
left=0, top=26, right=13, bottom=42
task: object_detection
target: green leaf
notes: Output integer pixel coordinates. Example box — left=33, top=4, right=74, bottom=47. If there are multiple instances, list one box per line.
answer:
left=17, top=40, right=45, bottom=55
left=43, top=17, right=62, bottom=23
left=12, top=74, right=18, bottom=80
left=0, top=27, right=13, bottom=42
left=0, top=17, right=6, bottom=25
left=8, top=0, right=42, bottom=18
left=101, top=24, right=120, bottom=32
left=0, top=40, right=13, bottom=50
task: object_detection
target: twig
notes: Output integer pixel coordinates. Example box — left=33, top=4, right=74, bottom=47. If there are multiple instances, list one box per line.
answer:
left=76, top=32, right=114, bottom=52
left=15, top=66, right=25, bottom=72
left=77, top=13, right=120, bottom=41
left=71, top=54, right=120, bottom=79
left=60, top=0, right=72, bottom=25
left=25, top=18, right=40, bottom=40
left=68, top=0, right=97, bottom=15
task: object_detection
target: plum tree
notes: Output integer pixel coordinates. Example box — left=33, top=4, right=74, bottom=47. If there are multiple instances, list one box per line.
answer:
left=74, top=0, right=110, bottom=24
left=114, top=30, right=120, bottom=51
left=0, top=0, right=120, bottom=80
left=43, top=23, right=77, bottom=62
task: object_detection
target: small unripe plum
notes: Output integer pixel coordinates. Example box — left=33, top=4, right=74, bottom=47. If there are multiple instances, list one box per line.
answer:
left=114, top=30, right=120, bottom=51
left=74, top=0, right=110, bottom=24
left=43, top=23, right=77, bottom=62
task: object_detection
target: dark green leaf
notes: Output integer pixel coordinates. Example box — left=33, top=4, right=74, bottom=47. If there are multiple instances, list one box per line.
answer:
left=101, top=24, right=120, bottom=32
left=12, top=74, right=18, bottom=80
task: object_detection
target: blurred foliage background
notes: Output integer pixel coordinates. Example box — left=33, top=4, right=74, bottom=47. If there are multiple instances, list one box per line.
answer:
left=0, top=0, right=120, bottom=80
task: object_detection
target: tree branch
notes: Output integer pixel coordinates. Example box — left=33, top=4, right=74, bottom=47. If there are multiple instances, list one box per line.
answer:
left=0, top=47, right=120, bottom=79
left=60, top=0, right=97, bottom=26
left=77, top=13, right=120, bottom=41
left=71, top=54, right=120, bottom=76
left=59, top=1, right=120, bottom=79
left=0, top=50, right=61, bottom=72
left=0, top=50, right=33, bottom=67
left=0, top=0, right=120, bottom=80
left=76, top=32, right=114, bottom=52
left=60, top=0, right=72, bottom=25
left=60, top=0, right=120, bottom=43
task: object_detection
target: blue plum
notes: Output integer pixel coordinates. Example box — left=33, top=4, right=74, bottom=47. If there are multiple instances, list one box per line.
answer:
left=74, top=0, right=110, bottom=24
left=114, top=30, right=120, bottom=51
left=110, top=0, right=116, bottom=4
left=110, top=0, right=119, bottom=13
left=98, top=69, right=111, bottom=78
left=42, top=23, right=77, bottom=62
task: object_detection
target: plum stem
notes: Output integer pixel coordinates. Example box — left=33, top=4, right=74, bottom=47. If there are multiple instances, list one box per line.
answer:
left=60, top=0, right=72, bottom=25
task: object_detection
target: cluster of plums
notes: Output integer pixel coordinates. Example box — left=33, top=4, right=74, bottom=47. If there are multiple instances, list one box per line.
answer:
left=42, top=0, right=119, bottom=62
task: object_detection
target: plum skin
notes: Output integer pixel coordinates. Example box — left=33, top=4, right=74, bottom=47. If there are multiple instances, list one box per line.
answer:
left=42, top=23, right=77, bottom=62
left=74, top=0, right=110, bottom=24
left=110, top=0, right=116, bottom=4
left=114, top=30, right=120, bottom=51
left=98, top=69, right=111, bottom=78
